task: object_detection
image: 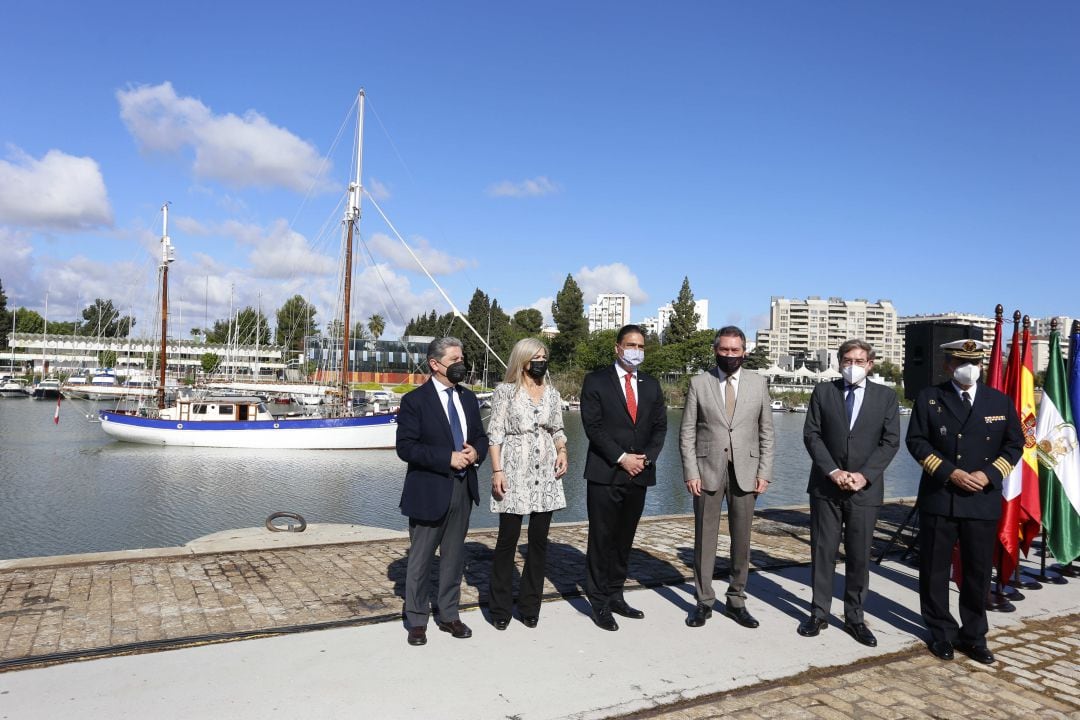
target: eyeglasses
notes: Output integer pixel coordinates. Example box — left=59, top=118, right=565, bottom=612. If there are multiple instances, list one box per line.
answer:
left=840, top=358, right=870, bottom=367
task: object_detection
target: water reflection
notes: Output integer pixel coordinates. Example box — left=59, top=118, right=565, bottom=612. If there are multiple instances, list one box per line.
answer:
left=0, top=399, right=921, bottom=559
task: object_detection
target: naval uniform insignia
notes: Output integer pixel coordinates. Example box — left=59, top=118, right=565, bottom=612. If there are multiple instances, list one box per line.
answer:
left=928, top=399, right=936, bottom=405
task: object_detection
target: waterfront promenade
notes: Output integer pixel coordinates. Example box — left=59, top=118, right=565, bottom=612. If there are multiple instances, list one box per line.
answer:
left=1, top=501, right=1078, bottom=718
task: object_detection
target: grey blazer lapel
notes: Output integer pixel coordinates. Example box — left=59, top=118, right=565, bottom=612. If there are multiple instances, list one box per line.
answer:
left=705, top=368, right=730, bottom=429
left=729, top=371, right=753, bottom=426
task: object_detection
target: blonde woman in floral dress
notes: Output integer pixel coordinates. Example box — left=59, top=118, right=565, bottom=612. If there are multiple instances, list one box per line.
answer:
left=488, top=338, right=568, bottom=630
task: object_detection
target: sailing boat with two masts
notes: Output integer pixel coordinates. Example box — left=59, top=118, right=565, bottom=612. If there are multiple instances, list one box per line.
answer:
left=99, top=91, right=398, bottom=449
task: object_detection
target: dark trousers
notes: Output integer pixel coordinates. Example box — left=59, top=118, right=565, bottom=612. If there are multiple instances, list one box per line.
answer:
left=404, top=476, right=472, bottom=628
left=919, top=511, right=997, bottom=646
left=585, top=481, right=646, bottom=611
left=488, top=511, right=553, bottom=621
left=808, top=495, right=879, bottom=624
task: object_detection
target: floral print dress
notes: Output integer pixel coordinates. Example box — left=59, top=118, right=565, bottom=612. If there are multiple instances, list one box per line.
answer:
left=488, top=382, right=567, bottom=515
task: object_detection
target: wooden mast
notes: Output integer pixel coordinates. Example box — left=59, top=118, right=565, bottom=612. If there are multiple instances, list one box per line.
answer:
left=157, top=203, right=174, bottom=409
left=340, top=89, right=365, bottom=407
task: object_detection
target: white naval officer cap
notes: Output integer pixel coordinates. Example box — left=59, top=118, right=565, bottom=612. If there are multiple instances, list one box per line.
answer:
left=940, top=339, right=989, bottom=361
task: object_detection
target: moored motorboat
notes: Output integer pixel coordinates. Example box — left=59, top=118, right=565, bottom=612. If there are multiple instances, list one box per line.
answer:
left=0, top=378, right=29, bottom=397
left=31, top=378, right=62, bottom=400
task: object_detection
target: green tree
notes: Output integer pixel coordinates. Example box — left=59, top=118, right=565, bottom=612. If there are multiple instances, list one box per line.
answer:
left=81, top=298, right=135, bottom=337
left=511, top=308, right=543, bottom=335
left=367, top=314, right=386, bottom=344
left=574, top=329, right=618, bottom=372
left=200, top=352, right=221, bottom=375
left=98, top=350, right=118, bottom=368
left=551, top=274, right=587, bottom=368
left=190, top=328, right=203, bottom=342
left=234, top=306, right=271, bottom=346
left=875, top=359, right=903, bottom=384
left=205, top=318, right=231, bottom=344
left=463, top=288, right=490, bottom=376
left=665, top=276, right=699, bottom=344
left=14, top=307, right=44, bottom=335
left=743, top=345, right=770, bottom=370
left=488, top=300, right=512, bottom=362
left=275, top=295, right=317, bottom=351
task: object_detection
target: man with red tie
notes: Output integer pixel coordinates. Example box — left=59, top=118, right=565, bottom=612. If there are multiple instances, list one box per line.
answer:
left=580, top=324, right=667, bottom=631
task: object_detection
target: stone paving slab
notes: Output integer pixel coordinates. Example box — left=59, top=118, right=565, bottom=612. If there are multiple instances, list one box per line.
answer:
left=632, top=614, right=1080, bottom=719
left=0, top=502, right=914, bottom=668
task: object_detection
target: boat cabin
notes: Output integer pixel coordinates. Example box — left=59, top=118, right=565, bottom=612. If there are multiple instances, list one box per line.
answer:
left=158, top=396, right=276, bottom=422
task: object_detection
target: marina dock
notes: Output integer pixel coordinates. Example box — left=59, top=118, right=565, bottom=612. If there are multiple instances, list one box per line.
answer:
left=1, top=501, right=1078, bottom=718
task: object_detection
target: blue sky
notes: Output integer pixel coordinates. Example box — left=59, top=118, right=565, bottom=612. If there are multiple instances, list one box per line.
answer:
left=2, top=2, right=1078, bottom=341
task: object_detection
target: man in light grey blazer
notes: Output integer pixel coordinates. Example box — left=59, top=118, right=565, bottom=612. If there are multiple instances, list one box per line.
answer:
left=799, top=338, right=899, bottom=647
left=681, top=326, right=774, bottom=628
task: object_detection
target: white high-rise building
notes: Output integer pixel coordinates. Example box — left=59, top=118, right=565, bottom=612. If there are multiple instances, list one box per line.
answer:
left=757, top=296, right=901, bottom=366
left=587, top=293, right=631, bottom=332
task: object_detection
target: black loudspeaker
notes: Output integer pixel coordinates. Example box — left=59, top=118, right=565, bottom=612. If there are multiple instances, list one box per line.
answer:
left=903, top=322, right=984, bottom=402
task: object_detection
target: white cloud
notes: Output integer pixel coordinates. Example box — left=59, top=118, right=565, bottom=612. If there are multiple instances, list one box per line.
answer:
left=575, top=263, right=648, bottom=304
left=117, top=82, right=329, bottom=193
left=0, top=147, right=113, bottom=230
left=211, top=219, right=337, bottom=279
left=173, top=215, right=209, bottom=235
left=0, top=228, right=35, bottom=300
left=366, top=232, right=471, bottom=275
left=487, top=176, right=560, bottom=198
left=367, top=178, right=391, bottom=202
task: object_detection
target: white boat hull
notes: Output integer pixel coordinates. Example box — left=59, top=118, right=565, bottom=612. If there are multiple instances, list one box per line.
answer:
left=99, top=411, right=398, bottom=449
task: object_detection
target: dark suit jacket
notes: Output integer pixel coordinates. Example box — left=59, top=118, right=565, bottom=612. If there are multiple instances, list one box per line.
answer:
left=397, top=380, right=488, bottom=522
left=804, top=379, right=901, bottom=506
left=906, top=381, right=1023, bottom=520
left=581, top=364, right=667, bottom=486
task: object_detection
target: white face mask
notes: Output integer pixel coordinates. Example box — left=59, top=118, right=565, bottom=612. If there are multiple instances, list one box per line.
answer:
left=953, top=363, right=981, bottom=386
left=842, top=365, right=867, bottom=386
left=620, top=348, right=644, bottom=368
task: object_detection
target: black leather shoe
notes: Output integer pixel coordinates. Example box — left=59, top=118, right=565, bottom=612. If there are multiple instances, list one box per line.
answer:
left=929, top=640, right=954, bottom=660
left=843, top=622, right=877, bottom=647
left=436, top=619, right=473, bottom=639
left=591, top=609, right=619, bottom=631
left=407, top=626, right=427, bottom=646
left=954, top=641, right=994, bottom=664
left=722, top=602, right=759, bottom=629
left=609, top=600, right=645, bottom=619
left=521, top=615, right=538, bottom=628
left=492, top=618, right=509, bottom=631
left=686, top=603, right=712, bottom=628
left=797, top=617, right=828, bottom=637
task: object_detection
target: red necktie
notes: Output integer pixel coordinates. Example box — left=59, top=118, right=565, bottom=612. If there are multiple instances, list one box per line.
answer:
left=625, top=372, right=637, bottom=423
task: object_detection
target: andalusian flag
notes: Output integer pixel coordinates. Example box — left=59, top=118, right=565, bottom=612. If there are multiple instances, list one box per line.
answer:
left=999, top=321, right=1042, bottom=580
left=1035, top=328, right=1080, bottom=563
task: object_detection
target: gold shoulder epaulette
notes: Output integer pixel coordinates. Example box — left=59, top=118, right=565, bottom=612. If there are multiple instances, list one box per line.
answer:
left=922, top=454, right=943, bottom=474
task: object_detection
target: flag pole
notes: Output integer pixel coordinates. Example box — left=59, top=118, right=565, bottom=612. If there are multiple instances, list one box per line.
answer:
left=989, top=309, right=1023, bottom=611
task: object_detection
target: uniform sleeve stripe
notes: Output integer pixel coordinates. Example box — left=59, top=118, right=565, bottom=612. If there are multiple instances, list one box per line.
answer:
left=993, top=458, right=1013, bottom=476
left=922, top=455, right=942, bottom=474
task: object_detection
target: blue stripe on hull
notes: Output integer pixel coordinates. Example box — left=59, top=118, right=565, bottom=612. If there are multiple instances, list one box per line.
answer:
left=98, top=411, right=396, bottom=431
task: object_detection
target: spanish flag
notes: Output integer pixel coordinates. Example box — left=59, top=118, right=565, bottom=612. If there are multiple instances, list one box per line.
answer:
left=998, top=318, right=1042, bottom=581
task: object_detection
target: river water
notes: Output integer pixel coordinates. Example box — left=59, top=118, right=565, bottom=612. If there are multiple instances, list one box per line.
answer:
left=0, top=396, right=923, bottom=559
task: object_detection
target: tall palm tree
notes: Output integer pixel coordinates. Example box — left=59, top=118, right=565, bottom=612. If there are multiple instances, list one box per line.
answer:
left=367, top=314, right=385, bottom=373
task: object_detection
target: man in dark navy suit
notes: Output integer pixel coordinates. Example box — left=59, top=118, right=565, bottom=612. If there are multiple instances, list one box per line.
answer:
left=800, top=339, right=900, bottom=647
left=397, top=336, right=488, bottom=646
left=580, top=324, right=667, bottom=631
left=906, top=339, right=1023, bottom=665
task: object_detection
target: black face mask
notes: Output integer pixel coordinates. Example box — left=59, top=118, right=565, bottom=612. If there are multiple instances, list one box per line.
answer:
left=526, top=361, right=548, bottom=379
left=716, top=355, right=744, bottom=375
left=444, top=361, right=468, bottom=384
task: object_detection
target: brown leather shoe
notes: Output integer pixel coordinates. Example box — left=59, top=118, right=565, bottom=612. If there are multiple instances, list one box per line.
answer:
left=437, top=619, right=473, bottom=639
left=407, top=626, right=427, bottom=646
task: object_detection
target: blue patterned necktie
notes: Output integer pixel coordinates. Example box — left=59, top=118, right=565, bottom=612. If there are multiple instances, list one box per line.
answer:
left=845, top=385, right=856, bottom=426
left=446, top=387, right=464, bottom=450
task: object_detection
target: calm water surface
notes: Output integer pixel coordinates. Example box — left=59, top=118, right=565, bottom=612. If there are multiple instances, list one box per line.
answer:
left=0, top=396, right=922, bottom=559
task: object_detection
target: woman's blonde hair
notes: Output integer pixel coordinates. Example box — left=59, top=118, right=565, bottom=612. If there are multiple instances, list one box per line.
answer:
left=503, top=337, right=549, bottom=388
